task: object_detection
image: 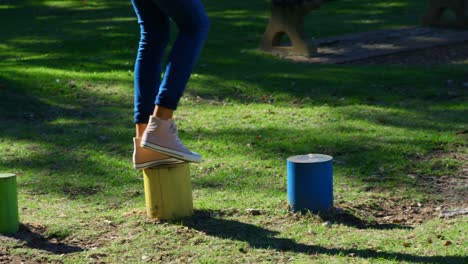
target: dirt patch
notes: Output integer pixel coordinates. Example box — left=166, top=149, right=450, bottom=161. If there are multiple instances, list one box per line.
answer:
left=67, top=217, right=122, bottom=251
left=411, top=149, right=468, bottom=207
left=335, top=199, right=439, bottom=227
left=280, top=27, right=468, bottom=65
left=0, top=246, right=27, bottom=264
left=349, top=41, right=468, bottom=65
left=284, top=198, right=460, bottom=228
left=0, top=218, right=124, bottom=263
left=0, top=223, right=83, bottom=264
left=62, top=185, right=102, bottom=198
left=333, top=148, right=468, bottom=227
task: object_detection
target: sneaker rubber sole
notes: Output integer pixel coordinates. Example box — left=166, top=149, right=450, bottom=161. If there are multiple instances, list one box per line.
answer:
left=141, top=141, right=202, bottom=163
left=134, top=158, right=184, bottom=169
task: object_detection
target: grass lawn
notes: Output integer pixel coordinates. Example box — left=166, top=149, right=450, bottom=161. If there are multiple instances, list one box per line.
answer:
left=1, top=0, right=467, bottom=263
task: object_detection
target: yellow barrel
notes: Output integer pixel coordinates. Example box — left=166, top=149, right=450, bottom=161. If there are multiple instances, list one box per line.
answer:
left=143, top=163, right=193, bottom=220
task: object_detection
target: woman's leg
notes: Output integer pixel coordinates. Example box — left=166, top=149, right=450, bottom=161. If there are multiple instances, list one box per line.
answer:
left=131, top=0, right=171, bottom=137
left=151, top=0, right=210, bottom=111
left=140, top=0, right=209, bottom=163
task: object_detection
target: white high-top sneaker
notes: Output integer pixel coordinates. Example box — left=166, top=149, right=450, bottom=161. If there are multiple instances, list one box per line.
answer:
left=133, top=137, right=184, bottom=169
left=140, top=116, right=202, bottom=163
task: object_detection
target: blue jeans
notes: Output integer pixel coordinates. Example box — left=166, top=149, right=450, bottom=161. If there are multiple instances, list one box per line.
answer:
left=131, top=0, right=210, bottom=124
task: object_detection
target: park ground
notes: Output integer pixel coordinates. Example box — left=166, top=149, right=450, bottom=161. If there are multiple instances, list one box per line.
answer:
left=0, top=0, right=467, bottom=263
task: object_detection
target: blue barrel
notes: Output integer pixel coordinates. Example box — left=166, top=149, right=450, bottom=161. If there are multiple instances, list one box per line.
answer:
left=287, top=154, right=333, bottom=213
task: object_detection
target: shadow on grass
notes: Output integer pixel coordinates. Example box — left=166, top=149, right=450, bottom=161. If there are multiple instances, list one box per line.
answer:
left=317, top=208, right=413, bottom=230
left=5, top=224, right=84, bottom=254
left=180, top=210, right=462, bottom=263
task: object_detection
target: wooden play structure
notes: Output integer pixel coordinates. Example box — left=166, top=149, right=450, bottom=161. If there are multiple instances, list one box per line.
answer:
left=260, top=0, right=324, bottom=57
left=260, top=0, right=468, bottom=58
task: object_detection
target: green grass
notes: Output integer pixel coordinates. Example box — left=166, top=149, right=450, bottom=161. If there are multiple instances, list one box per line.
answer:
left=1, top=0, right=467, bottom=263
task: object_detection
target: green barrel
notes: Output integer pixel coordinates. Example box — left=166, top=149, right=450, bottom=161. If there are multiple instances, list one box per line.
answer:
left=0, top=173, right=19, bottom=234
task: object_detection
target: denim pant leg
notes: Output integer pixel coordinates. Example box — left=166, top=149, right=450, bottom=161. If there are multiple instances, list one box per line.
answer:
left=131, top=0, right=170, bottom=124
left=151, top=0, right=210, bottom=110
